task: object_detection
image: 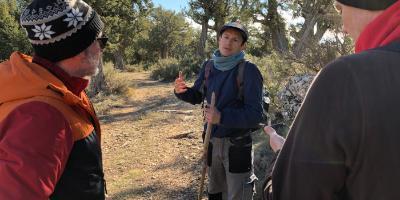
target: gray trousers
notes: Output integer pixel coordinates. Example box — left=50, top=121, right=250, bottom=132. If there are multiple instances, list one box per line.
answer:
left=207, top=136, right=257, bottom=200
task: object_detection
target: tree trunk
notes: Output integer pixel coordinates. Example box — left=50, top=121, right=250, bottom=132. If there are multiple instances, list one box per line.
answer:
left=88, top=58, right=107, bottom=97
left=161, top=45, right=168, bottom=59
left=293, top=15, right=318, bottom=57
left=213, top=1, right=229, bottom=41
left=197, top=17, right=209, bottom=59
left=113, top=50, right=125, bottom=70
left=292, top=1, right=333, bottom=58
left=267, top=0, right=289, bottom=53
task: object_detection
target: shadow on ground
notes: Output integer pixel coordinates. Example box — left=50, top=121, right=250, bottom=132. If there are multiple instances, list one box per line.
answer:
left=99, top=95, right=182, bottom=124
left=110, top=181, right=201, bottom=200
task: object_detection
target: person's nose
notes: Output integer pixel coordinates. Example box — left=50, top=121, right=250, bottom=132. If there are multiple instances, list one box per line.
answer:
left=226, top=39, right=234, bottom=46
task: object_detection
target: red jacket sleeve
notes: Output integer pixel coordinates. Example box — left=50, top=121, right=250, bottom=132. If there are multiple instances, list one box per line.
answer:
left=0, top=101, right=74, bottom=199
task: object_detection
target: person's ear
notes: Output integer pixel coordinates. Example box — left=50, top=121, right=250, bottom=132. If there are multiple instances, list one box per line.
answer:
left=241, top=42, right=247, bottom=50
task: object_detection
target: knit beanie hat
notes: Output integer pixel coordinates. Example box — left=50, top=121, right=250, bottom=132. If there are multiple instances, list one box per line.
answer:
left=336, top=0, right=398, bottom=10
left=20, top=0, right=104, bottom=62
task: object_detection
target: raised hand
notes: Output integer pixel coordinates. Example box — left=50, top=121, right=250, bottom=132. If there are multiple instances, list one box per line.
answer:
left=174, top=71, right=188, bottom=94
left=263, top=126, right=285, bottom=152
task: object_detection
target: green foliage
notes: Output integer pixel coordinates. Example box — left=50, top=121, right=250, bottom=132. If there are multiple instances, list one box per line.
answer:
left=177, top=55, right=204, bottom=78
left=1, top=0, right=355, bottom=110
left=145, top=7, right=196, bottom=59
left=125, top=63, right=146, bottom=72
left=246, top=28, right=269, bottom=57
left=295, top=37, right=353, bottom=71
left=206, top=33, right=217, bottom=55
left=150, top=55, right=204, bottom=82
left=86, top=0, right=153, bottom=69
left=186, top=0, right=216, bottom=23
left=150, top=58, right=181, bottom=81
left=247, top=52, right=311, bottom=110
left=0, top=0, right=31, bottom=61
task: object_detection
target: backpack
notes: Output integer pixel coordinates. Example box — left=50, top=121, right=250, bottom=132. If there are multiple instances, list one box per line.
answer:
left=200, top=59, right=270, bottom=123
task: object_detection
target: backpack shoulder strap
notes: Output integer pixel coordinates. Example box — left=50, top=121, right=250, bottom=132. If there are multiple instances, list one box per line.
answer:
left=200, top=59, right=213, bottom=95
left=236, top=59, right=246, bottom=101
left=205, top=59, right=213, bottom=87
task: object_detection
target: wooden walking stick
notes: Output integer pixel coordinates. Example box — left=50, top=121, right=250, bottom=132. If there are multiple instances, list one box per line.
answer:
left=198, top=92, right=216, bottom=200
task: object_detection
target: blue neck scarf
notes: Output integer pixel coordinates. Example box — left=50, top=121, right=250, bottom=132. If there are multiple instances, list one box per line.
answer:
left=212, top=50, right=245, bottom=71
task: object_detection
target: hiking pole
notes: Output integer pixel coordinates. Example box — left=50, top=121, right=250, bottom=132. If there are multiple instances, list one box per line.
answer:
left=198, top=92, right=216, bottom=200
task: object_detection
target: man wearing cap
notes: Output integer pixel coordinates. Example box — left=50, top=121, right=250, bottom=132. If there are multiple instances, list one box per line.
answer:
left=0, top=0, right=107, bottom=199
left=174, top=21, right=264, bottom=199
left=262, top=0, right=400, bottom=199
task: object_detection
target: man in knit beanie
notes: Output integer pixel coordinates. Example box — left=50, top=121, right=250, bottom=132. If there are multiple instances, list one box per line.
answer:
left=262, top=0, right=400, bottom=199
left=0, top=0, right=108, bottom=199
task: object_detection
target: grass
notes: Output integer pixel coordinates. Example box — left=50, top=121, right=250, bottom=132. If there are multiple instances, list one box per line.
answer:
left=103, top=62, right=130, bottom=95
left=91, top=93, right=127, bottom=115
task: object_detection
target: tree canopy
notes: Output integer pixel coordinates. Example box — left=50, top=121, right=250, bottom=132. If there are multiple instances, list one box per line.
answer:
left=1, top=0, right=352, bottom=71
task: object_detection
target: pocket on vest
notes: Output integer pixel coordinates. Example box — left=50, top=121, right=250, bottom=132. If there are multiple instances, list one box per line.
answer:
left=228, top=144, right=252, bottom=173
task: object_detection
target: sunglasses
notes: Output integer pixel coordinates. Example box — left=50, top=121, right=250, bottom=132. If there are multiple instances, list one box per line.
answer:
left=96, top=36, right=108, bottom=49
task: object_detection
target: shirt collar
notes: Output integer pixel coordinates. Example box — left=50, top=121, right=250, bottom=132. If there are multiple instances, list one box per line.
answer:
left=32, top=56, right=89, bottom=96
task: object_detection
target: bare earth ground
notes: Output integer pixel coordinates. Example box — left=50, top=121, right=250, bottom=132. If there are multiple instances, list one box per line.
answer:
left=97, top=72, right=272, bottom=200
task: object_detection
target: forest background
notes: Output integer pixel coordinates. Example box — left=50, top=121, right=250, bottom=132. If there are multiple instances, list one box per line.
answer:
left=0, top=0, right=353, bottom=110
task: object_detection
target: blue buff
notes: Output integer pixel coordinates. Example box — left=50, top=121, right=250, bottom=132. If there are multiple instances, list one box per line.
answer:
left=212, top=50, right=245, bottom=71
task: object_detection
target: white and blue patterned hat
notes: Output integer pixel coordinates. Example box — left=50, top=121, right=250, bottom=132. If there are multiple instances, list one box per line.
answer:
left=20, top=0, right=104, bottom=62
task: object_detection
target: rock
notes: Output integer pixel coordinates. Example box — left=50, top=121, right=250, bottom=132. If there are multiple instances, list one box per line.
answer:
left=277, top=74, right=315, bottom=123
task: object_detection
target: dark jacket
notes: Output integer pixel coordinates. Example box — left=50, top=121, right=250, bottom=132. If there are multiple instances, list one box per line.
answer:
left=271, top=42, right=400, bottom=200
left=0, top=52, right=104, bottom=200
left=175, top=60, right=264, bottom=138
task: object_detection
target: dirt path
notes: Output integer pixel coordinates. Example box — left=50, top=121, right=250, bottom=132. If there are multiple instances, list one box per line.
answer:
left=101, top=72, right=206, bottom=199
left=99, top=72, right=271, bottom=200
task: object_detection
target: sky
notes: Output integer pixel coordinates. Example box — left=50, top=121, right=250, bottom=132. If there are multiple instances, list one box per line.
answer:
left=152, top=0, right=188, bottom=12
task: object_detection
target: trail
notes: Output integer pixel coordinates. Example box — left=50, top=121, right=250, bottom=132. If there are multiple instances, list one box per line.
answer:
left=100, top=71, right=272, bottom=200
left=101, top=72, right=205, bottom=199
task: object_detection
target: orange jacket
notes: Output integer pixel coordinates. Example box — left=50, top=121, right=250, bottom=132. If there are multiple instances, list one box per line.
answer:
left=0, top=52, right=100, bottom=140
left=0, top=52, right=103, bottom=199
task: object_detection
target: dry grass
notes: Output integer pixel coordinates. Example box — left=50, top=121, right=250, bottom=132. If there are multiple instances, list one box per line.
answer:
left=91, top=93, right=127, bottom=115
left=104, top=62, right=130, bottom=95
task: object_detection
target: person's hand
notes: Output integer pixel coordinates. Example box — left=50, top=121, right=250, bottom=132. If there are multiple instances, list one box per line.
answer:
left=264, top=126, right=285, bottom=152
left=204, top=105, right=221, bottom=124
left=174, top=71, right=187, bottom=94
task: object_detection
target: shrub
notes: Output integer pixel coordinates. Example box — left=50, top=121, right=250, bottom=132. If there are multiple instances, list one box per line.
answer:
left=177, top=55, right=204, bottom=79
left=150, top=56, right=204, bottom=82
left=103, top=62, right=130, bottom=95
left=149, top=58, right=180, bottom=81
left=125, top=63, right=145, bottom=72
left=247, top=52, right=316, bottom=135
